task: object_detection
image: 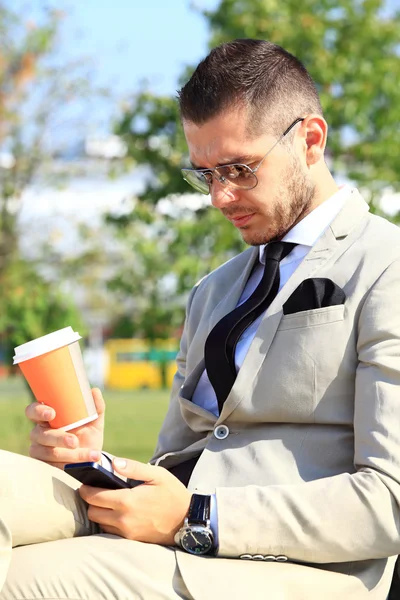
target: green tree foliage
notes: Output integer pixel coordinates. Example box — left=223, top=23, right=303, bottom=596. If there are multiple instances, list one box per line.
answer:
left=0, top=3, right=57, bottom=271
left=0, top=259, right=85, bottom=370
left=109, top=0, right=400, bottom=337
left=0, top=4, right=95, bottom=271
left=0, top=4, right=92, bottom=361
left=106, top=196, right=245, bottom=339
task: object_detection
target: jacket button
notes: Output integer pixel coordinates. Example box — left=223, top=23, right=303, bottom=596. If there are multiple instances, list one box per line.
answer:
left=214, top=424, right=229, bottom=440
left=276, top=555, right=288, bottom=562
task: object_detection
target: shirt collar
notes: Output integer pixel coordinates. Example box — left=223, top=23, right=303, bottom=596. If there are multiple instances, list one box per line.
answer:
left=259, top=185, right=352, bottom=264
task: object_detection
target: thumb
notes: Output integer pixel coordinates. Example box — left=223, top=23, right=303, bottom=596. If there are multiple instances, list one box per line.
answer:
left=113, top=457, right=159, bottom=483
left=91, top=388, right=106, bottom=417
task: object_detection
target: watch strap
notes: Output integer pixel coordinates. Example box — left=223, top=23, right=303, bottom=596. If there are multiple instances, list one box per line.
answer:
left=187, top=493, right=211, bottom=525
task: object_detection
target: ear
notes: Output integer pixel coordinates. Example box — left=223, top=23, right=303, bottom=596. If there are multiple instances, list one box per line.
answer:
left=300, top=115, right=328, bottom=167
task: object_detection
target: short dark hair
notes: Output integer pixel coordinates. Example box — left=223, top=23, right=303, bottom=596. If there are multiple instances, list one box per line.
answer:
left=178, top=39, right=323, bottom=139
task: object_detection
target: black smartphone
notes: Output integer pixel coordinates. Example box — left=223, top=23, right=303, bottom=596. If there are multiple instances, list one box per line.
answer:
left=64, top=462, right=143, bottom=490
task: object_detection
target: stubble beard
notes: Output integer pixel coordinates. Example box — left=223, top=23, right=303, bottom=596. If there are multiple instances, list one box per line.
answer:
left=241, top=156, right=316, bottom=246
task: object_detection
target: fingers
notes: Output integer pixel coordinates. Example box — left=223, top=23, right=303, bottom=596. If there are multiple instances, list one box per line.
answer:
left=86, top=505, right=117, bottom=529
left=30, top=424, right=78, bottom=449
left=25, top=402, right=56, bottom=425
left=25, top=388, right=105, bottom=426
left=83, top=497, right=131, bottom=538
left=91, top=388, right=106, bottom=417
left=25, top=391, right=106, bottom=468
left=29, top=439, right=101, bottom=465
left=112, top=458, right=161, bottom=483
left=79, top=485, right=130, bottom=509
left=99, top=524, right=121, bottom=537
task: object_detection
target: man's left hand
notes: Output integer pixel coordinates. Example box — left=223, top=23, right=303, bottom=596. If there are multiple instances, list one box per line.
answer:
left=78, top=458, right=191, bottom=545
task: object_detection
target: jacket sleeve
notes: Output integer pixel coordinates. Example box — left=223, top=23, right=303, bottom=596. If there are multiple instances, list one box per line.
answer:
left=215, top=258, right=400, bottom=563
left=150, top=283, right=204, bottom=464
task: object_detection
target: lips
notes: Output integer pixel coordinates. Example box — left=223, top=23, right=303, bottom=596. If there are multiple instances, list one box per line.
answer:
left=229, top=214, right=255, bottom=227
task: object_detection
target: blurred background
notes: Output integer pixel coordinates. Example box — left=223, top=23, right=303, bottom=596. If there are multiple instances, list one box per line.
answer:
left=1, top=0, right=399, bottom=460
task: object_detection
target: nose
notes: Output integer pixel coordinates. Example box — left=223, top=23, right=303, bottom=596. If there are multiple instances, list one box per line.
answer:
left=210, top=178, right=239, bottom=210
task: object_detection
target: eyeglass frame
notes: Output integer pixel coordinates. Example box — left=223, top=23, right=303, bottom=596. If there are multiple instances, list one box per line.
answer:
left=181, top=117, right=305, bottom=195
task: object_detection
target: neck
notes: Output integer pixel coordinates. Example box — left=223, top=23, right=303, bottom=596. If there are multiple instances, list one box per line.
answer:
left=310, top=163, right=339, bottom=211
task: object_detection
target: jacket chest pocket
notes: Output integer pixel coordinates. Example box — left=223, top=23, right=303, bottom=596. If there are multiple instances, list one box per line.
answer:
left=252, top=306, right=350, bottom=423
left=278, top=304, right=345, bottom=331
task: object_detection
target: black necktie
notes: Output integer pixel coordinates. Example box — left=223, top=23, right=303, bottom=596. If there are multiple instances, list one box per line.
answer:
left=204, top=241, right=297, bottom=413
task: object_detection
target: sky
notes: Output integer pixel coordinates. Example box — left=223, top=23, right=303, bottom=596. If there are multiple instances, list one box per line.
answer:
left=12, top=0, right=221, bottom=141
left=13, top=0, right=400, bottom=235
left=13, top=0, right=220, bottom=234
left=29, top=0, right=398, bottom=103
left=13, top=0, right=399, bottom=138
left=60, top=0, right=219, bottom=96
left=8, top=0, right=220, bottom=140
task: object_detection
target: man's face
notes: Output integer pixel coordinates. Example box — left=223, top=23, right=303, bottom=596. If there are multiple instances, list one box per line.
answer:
left=183, top=106, right=317, bottom=245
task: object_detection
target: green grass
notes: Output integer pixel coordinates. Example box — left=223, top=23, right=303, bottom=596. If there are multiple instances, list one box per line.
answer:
left=0, top=378, right=170, bottom=463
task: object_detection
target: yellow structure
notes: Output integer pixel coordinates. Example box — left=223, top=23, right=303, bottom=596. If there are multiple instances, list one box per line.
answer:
left=105, top=338, right=179, bottom=390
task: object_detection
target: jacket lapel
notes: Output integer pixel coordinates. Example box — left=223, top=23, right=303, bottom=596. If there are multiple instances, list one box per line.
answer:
left=207, top=246, right=259, bottom=332
left=218, top=188, right=370, bottom=422
left=179, top=247, right=258, bottom=410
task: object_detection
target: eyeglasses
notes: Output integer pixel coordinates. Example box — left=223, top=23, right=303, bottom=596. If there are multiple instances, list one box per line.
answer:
left=181, top=117, right=305, bottom=195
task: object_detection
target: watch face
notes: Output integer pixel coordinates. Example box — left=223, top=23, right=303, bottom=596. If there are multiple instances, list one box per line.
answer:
left=181, top=528, right=213, bottom=555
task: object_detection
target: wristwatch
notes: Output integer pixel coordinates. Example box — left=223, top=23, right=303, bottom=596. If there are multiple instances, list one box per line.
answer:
left=175, top=494, right=215, bottom=555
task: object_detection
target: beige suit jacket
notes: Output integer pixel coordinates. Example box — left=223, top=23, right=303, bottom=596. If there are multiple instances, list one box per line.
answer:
left=151, top=188, right=400, bottom=599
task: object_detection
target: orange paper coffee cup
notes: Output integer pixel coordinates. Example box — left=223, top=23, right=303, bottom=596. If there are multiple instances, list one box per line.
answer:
left=13, top=327, right=98, bottom=431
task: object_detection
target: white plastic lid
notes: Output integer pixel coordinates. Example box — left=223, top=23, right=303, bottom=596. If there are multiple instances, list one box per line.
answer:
left=13, top=326, right=81, bottom=364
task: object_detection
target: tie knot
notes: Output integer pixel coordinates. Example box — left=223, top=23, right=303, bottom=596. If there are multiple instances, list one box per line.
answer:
left=264, top=241, right=297, bottom=263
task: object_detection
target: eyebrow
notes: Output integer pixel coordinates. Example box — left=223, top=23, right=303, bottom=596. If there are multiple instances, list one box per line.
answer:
left=190, top=154, right=258, bottom=169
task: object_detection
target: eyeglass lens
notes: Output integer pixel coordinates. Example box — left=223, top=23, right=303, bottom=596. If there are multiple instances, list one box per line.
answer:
left=184, top=164, right=257, bottom=195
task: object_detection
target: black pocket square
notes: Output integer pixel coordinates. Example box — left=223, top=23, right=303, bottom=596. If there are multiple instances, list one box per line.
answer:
left=282, top=278, right=346, bottom=315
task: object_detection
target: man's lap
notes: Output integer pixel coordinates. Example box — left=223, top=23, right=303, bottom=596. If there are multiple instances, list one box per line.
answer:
left=0, top=520, right=11, bottom=593
left=0, top=451, right=192, bottom=599
left=0, top=450, right=95, bottom=547
left=2, top=533, right=381, bottom=600
left=1, top=534, right=191, bottom=600
left=0, top=450, right=393, bottom=599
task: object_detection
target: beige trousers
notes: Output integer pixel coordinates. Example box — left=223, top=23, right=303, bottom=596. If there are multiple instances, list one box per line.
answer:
left=0, top=450, right=192, bottom=600
left=0, top=450, right=394, bottom=600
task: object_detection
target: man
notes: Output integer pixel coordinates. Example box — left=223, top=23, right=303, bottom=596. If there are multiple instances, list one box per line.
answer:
left=1, top=38, right=400, bottom=600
